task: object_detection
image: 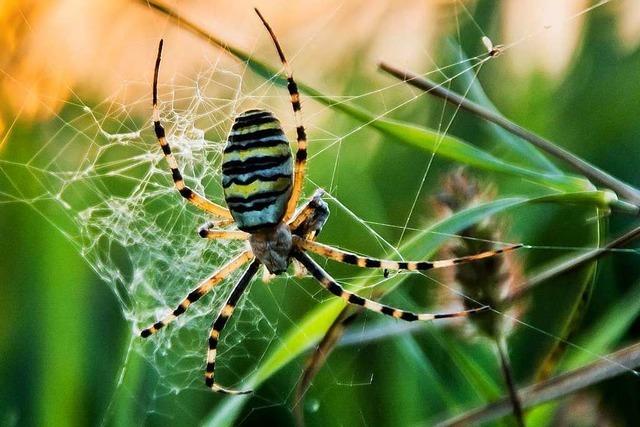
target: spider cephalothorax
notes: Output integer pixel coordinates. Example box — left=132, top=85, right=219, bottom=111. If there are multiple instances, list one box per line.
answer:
left=248, top=223, right=293, bottom=274
left=140, top=8, right=521, bottom=395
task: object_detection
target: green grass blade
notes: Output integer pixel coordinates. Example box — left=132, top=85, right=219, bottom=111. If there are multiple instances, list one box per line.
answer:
left=239, top=49, right=590, bottom=192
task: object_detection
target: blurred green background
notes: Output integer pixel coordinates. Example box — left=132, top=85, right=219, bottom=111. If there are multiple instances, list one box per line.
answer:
left=1, top=1, right=640, bottom=426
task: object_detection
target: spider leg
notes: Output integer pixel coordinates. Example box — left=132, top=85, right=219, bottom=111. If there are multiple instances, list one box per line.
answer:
left=205, top=259, right=261, bottom=394
left=287, top=189, right=329, bottom=277
left=139, top=251, right=253, bottom=337
left=294, top=236, right=522, bottom=272
left=152, top=40, right=232, bottom=219
left=294, top=251, right=488, bottom=321
left=288, top=189, right=328, bottom=237
left=255, top=9, right=308, bottom=222
left=197, top=222, right=249, bottom=240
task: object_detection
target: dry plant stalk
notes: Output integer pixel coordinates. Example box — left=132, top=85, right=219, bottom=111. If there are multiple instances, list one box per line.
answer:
left=433, top=168, right=526, bottom=426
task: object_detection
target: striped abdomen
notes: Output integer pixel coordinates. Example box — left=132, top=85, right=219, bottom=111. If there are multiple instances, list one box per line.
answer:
left=222, top=109, right=293, bottom=232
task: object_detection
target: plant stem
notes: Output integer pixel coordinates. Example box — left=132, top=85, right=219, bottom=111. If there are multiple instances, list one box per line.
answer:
left=496, top=336, right=525, bottom=427
left=437, top=342, right=640, bottom=426
left=379, top=62, right=640, bottom=206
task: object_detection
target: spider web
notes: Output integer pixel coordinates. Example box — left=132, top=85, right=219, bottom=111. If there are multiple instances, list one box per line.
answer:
left=1, top=0, right=637, bottom=423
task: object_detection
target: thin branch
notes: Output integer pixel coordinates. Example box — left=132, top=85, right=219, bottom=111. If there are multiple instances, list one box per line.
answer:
left=437, top=342, right=640, bottom=426
left=379, top=62, right=640, bottom=206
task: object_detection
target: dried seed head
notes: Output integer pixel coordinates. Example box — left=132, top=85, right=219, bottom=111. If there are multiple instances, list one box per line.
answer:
left=432, top=168, right=526, bottom=340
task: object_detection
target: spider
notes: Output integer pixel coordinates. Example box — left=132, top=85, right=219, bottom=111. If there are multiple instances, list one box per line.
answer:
left=140, top=8, right=522, bottom=395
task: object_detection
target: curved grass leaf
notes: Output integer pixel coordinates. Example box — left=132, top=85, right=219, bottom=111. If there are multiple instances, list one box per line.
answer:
left=508, top=208, right=601, bottom=381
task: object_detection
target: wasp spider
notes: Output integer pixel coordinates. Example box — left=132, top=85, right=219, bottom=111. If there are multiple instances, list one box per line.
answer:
left=140, top=8, right=522, bottom=395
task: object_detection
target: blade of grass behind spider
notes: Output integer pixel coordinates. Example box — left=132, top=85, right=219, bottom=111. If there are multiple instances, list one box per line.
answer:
left=429, top=328, right=503, bottom=401
left=139, top=0, right=592, bottom=195
left=525, top=279, right=640, bottom=426
left=203, top=191, right=609, bottom=426
left=394, top=334, right=465, bottom=412
left=445, top=39, right=560, bottom=174
left=378, top=62, right=640, bottom=206
left=506, top=207, right=601, bottom=381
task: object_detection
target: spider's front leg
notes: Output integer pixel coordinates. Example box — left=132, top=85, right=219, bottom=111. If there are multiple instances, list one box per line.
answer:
left=294, top=237, right=522, bottom=273
left=288, top=189, right=329, bottom=277
left=289, top=188, right=329, bottom=239
left=152, top=40, right=232, bottom=220
left=255, top=9, right=309, bottom=222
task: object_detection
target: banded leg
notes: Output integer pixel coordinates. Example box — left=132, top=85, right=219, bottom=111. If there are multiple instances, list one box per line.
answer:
left=198, top=222, right=249, bottom=240
left=255, top=9, right=308, bottom=221
left=289, top=189, right=329, bottom=277
left=140, top=251, right=253, bottom=337
left=153, top=40, right=232, bottom=219
left=205, top=259, right=261, bottom=394
left=294, top=236, right=522, bottom=272
left=288, top=189, right=328, bottom=236
left=294, top=251, right=488, bottom=321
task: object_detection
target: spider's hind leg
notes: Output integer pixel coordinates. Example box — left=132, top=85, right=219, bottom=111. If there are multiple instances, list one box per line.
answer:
left=294, top=250, right=489, bottom=321
left=139, top=251, right=253, bottom=337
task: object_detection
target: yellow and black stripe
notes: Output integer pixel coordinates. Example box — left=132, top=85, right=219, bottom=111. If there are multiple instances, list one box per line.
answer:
left=139, top=251, right=253, bottom=338
left=152, top=39, right=231, bottom=219
left=255, top=8, right=308, bottom=221
left=294, top=251, right=488, bottom=321
left=205, top=259, right=261, bottom=394
left=222, top=109, right=293, bottom=232
left=294, top=236, right=522, bottom=272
